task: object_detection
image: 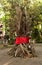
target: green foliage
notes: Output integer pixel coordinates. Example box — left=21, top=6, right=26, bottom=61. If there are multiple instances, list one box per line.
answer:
left=32, top=28, right=40, bottom=39
left=0, top=0, right=42, bottom=43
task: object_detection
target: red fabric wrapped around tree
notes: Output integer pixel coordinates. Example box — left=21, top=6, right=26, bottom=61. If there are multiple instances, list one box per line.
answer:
left=15, top=37, right=31, bottom=44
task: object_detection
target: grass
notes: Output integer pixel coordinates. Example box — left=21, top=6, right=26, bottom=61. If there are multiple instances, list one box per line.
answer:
left=0, top=44, right=4, bottom=49
left=0, top=44, right=13, bottom=49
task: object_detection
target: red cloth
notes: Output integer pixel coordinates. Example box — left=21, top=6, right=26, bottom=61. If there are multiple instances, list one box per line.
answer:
left=15, top=37, right=31, bottom=44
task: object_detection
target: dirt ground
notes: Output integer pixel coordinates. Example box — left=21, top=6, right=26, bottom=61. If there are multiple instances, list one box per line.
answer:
left=0, top=44, right=42, bottom=65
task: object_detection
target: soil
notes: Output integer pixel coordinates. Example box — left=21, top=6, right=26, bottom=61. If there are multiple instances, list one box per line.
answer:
left=0, top=44, right=42, bottom=65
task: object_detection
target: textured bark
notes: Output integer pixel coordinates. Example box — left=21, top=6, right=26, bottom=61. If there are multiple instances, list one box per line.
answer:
left=8, top=6, right=37, bottom=58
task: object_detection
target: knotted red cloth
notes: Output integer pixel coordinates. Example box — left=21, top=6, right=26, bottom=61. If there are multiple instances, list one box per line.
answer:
left=15, top=37, right=31, bottom=44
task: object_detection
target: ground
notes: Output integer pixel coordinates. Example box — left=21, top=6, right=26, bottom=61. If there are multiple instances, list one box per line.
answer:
left=0, top=44, right=42, bottom=65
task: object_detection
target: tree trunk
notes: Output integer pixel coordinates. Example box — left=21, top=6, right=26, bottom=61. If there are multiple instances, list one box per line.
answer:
left=8, top=6, right=37, bottom=58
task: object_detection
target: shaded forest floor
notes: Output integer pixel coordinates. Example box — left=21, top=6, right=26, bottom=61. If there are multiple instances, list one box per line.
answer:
left=0, top=44, right=42, bottom=65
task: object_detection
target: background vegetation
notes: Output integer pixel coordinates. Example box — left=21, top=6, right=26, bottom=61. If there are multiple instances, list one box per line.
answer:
left=0, top=0, right=42, bottom=43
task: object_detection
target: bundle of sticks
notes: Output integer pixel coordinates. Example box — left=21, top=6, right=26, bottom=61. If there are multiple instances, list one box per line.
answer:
left=8, top=37, right=37, bottom=58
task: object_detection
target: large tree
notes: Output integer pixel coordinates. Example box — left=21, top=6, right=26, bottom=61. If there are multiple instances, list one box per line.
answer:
left=8, top=0, right=37, bottom=58
left=0, top=0, right=40, bottom=57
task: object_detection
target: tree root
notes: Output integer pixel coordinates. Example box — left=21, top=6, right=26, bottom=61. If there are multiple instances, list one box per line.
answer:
left=8, top=44, right=37, bottom=58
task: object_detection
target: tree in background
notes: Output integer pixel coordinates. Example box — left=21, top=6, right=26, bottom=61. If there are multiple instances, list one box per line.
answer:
left=7, top=0, right=37, bottom=57
left=0, top=0, right=42, bottom=43
left=0, top=0, right=42, bottom=57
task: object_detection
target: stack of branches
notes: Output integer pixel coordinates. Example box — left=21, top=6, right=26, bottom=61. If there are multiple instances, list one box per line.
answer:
left=8, top=41, right=37, bottom=58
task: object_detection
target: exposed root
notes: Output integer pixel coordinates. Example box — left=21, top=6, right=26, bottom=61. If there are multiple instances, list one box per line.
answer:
left=8, top=43, right=37, bottom=58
